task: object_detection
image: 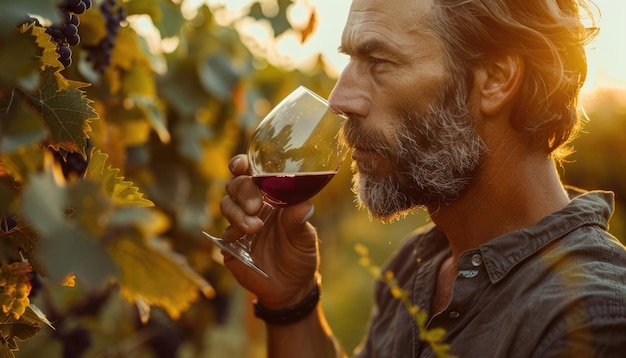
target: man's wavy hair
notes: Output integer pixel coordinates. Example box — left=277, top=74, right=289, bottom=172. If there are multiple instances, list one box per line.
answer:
left=428, top=0, right=599, bottom=160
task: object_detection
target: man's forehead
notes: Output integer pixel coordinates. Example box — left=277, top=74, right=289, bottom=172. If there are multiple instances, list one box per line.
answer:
left=341, top=0, right=433, bottom=51
left=348, top=0, right=430, bottom=15
left=345, top=0, right=431, bottom=31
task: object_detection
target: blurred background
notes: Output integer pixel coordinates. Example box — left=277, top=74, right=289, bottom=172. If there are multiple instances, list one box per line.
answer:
left=2, top=0, right=624, bottom=357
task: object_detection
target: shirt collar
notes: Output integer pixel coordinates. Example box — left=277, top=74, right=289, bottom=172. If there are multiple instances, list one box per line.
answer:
left=476, top=189, right=615, bottom=283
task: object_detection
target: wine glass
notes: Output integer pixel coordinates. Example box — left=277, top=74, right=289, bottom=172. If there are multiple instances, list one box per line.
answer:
left=202, top=86, right=348, bottom=278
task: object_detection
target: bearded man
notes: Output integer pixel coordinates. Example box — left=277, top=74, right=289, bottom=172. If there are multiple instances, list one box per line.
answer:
left=216, top=0, right=626, bottom=356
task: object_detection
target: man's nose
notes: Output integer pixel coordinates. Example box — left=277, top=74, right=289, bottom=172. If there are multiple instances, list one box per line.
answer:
left=328, top=62, right=370, bottom=119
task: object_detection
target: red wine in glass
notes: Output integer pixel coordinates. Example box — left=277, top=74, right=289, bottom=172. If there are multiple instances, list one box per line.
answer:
left=252, top=171, right=336, bottom=207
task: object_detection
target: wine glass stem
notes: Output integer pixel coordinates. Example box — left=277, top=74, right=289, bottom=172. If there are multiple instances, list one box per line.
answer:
left=236, top=201, right=276, bottom=252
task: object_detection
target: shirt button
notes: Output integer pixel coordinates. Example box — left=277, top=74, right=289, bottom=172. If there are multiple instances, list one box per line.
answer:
left=471, top=254, right=482, bottom=267
left=449, top=311, right=460, bottom=319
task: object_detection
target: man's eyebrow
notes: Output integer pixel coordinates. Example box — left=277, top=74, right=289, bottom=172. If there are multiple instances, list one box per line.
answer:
left=338, top=39, right=394, bottom=57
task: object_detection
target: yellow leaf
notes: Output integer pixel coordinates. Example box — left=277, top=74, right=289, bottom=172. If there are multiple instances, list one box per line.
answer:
left=108, top=230, right=215, bottom=320
left=85, top=149, right=154, bottom=207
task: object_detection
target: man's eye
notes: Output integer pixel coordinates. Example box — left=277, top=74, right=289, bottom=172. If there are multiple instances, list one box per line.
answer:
left=369, top=57, right=384, bottom=65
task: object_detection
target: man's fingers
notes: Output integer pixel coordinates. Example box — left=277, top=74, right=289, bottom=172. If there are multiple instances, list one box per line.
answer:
left=220, top=195, right=263, bottom=239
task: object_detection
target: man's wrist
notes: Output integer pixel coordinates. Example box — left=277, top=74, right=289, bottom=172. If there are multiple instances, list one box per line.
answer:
left=253, top=280, right=321, bottom=325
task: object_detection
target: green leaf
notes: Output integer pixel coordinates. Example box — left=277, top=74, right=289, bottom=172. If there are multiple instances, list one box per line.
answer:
left=19, top=162, right=119, bottom=287
left=22, top=67, right=97, bottom=157
left=85, top=149, right=154, bottom=207
left=131, top=96, right=170, bottom=144
left=0, top=216, right=42, bottom=274
left=0, top=89, right=47, bottom=153
left=0, top=33, right=39, bottom=90
left=0, top=176, right=20, bottom=214
left=174, top=121, right=211, bottom=162
left=125, top=0, right=162, bottom=21
left=198, top=52, right=240, bottom=100
left=159, top=57, right=211, bottom=117
left=0, top=0, right=59, bottom=37
left=247, top=0, right=293, bottom=37
left=153, top=0, right=185, bottom=38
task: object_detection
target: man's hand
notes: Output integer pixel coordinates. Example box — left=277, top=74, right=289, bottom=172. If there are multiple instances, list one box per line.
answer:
left=220, top=154, right=320, bottom=309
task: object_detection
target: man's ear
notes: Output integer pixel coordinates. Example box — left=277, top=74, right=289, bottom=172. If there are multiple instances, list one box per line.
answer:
left=477, top=54, right=523, bottom=116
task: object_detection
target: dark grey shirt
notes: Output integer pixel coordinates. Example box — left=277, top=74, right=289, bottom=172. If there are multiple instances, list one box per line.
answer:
left=355, top=190, right=626, bottom=357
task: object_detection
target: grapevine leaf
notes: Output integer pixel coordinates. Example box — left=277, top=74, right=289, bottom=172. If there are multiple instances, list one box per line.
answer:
left=153, top=0, right=185, bottom=38
left=75, top=4, right=107, bottom=47
left=0, top=176, right=19, bottom=214
left=0, top=144, right=45, bottom=183
left=66, top=178, right=115, bottom=237
left=0, top=216, right=42, bottom=274
left=131, top=96, right=170, bottom=143
left=24, top=67, right=97, bottom=157
left=125, top=0, right=162, bottom=21
left=199, top=52, right=240, bottom=100
left=0, top=89, right=47, bottom=153
left=0, top=306, right=42, bottom=342
left=0, top=0, right=59, bottom=37
left=19, top=22, right=65, bottom=73
left=174, top=121, right=211, bottom=162
left=0, top=33, right=39, bottom=90
left=159, top=56, right=211, bottom=117
left=20, top=161, right=118, bottom=287
left=85, top=149, right=154, bottom=207
left=247, top=0, right=293, bottom=37
left=110, top=27, right=151, bottom=71
left=108, top=227, right=215, bottom=320
left=26, top=304, right=54, bottom=330
left=19, top=157, right=66, bottom=234
left=120, top=65, right=156, bottom=97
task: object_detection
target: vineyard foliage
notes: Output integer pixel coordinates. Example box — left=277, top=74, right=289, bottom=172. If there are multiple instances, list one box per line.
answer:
left=1, top=0, right=625, bottom=357
left=0, top=0, right=336, bottom=356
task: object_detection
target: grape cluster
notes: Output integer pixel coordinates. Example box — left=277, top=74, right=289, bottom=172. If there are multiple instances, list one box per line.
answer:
left=0, top=261, right=33, bottom=320
left=45, top=0, right=93, bottom=68
left=86, top=0, right=126, bottom=73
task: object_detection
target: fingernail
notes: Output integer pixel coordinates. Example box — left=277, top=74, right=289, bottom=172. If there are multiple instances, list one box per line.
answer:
left=301, top=205, right=315, bottom=223
left=244, top=215, right=262, bottom=228
left=229, top=157, right=241, bottom=173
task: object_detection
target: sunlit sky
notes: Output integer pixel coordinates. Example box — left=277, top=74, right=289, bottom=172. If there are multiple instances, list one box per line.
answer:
left=200, top=0, right=626, bottom=95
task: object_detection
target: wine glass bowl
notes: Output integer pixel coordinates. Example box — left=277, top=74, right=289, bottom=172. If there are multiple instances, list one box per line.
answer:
left=203, top=86, right=348, bottom=278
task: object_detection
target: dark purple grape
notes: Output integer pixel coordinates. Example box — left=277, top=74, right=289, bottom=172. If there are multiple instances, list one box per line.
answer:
left=58, top=44, right=71, bottom=57
left=66, top=34, right=80, bottom=46
left=63, top=23, right=78, bottom=37
left=46, top=27, right=64, bottom=41
left=83, top=0, right=92, bottom=10
left=59, top=56, right=71, bottom=68
left=66, top=0, right=81, bottom=8
left=85, top=0, right=125, bottom=73
left=70, top=14, right=80, bottom=26
left=70, top=2, right=87, bottom=14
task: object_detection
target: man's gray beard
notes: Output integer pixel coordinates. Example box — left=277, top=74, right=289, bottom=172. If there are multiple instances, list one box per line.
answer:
left=350, top=85, right=488, bottom=223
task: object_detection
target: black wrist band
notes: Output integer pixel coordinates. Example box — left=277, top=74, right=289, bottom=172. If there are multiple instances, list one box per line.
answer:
left=253, top=283, right=320, bottom=325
